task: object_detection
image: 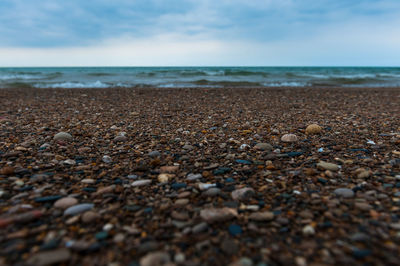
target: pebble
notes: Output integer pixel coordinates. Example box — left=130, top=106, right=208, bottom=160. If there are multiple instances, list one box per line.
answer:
left=317, top=161, right=339, bottom=171
left=248, top=211, right=274, bottom=221
left=64, top=203, right=94, bottom=216
left=158, top=173, right=173, bottom=183
left=333, top=188, right=354, bottom=198
left=187, top=173, right=202, bottom=181
left=0, top=166, right=15, bottom=175
left=148, top=150, right=161, bottom=157
left=102, top=155, right=112, bottom=163
left=54, top=197, right=78, bottom=209
left=131, top=179, right=152, bottom=187
left=202, top=187, right=221, bottom=197
left=81, top=211, right=100, bottom=223
left=113, top=135, right=127, bottom=142
left=254, top=143, right=273, bottom=151
left=228, top=224, right=243, bottom=236
left=281, top=134, right=298, bottom=143
left=53, top=132, right=73, bottom=141
left=231, top=187, right=255, bottom=201
left=305, top=124, right=322, bottom=134
left=139, top=251, right=171, bottom=266
left=26, top=248, right=71, bottom=266
left=192, top=222, right=209, bottom=234
left=302, top=225, right=315, bottom=235
left=200, top=208, right=238, bottom=223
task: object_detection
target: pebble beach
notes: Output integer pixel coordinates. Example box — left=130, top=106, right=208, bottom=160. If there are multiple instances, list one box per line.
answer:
left=1, top=86, right=400, bottom=265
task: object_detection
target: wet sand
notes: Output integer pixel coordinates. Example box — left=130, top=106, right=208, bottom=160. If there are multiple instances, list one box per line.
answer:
left=1, top=87, right=400, bottom=265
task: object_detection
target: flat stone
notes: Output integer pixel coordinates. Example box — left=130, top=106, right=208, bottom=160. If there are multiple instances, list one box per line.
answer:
left=281, top=134, right=298, bottom=143
left=248, top=211, right=274, bottom=221
left=148, top=151, right=161, bottom=157
left=317, top=161, right=339, bottom=171
left=187, top=173, right=202, bottom=181
left=26, top=248, right=71, bottom=266
left=140, top=251, right=171, bottom=266
left=334, top=188, right=354, bottom=198
left=64, top=203, right=94, bottom=216
left=192, top=222, right=208, bottom=234
left=131, top=179, right=152, bottom=187
left=160, top=165, right=179, bottom=173
left=81, top=211, right=100, bottom=223
left=53, top=132, right=72, bottom=141
left=54, top=197, right=78, bottom=209
left=254, top=143, right=273, bottom=151
left=231, top=187, right=255, bottom=201
left=202, top=187, right=221, bottom=197
left=113, top=135, right=127, bottom=142
left=200, top=207, right=238, bottom=223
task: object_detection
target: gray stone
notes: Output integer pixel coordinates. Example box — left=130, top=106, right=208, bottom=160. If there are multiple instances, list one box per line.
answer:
left=192, top=222, right=209, bottom=234
left=64, top=203, right=94, bottom=216
left=334, top=188, right=354, bottom=198
left=140, top=251, right=171, bottom=266
left=200, top=207, right=237, bottom=223
left=202, top=188, right=221, bottom=197
left=132, top=179, right=152, bottom=187
left=231, top=187, right=255, bottom=201
left=254, top=143, right=273, bottom=151
left=248, top=211, right=274, bottom=221
left=317, top=161, right=339, bottom=171
left=53, top=132, right=72, bottom=141
left=26, top=248, right=70, bottom=266
left=148, top=151, right=161, bottom=157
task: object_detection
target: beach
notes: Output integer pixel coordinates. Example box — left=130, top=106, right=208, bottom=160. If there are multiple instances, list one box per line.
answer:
left=1, top=86, right=400, bottom=265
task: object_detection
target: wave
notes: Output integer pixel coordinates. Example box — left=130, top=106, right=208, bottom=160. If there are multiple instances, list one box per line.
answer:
left=0, top=74, right=41, bottom=80
left=35, top=81, right=111, bottom=88
left=87, top=72, right=116, bottom=77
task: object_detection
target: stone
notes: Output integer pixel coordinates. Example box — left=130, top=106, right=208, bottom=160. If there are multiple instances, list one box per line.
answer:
left=200, top=208, right=238, bottom=223
left=202, top=188, right=221, bottom=197
left=254, top=143, right=273, bottom=151
left=187, top=173, right=202, bottom=181
left=334, top=188, right=354, bottom=198
left=54, top=197, right=78, bottom=209
left=148, top=151, right=161, bottom=157
left=139, top=251, right=171, bottom=266
left=192, top=222, right=208, bottom=234
left=26, top=248, right=71, bottom=266
left=102, top=155, right=112, bottom=163
left=281, top=134, right=298, bottom=143
left=0, top=166, right=15, bottom=175
left=317, top=161, right=339, bottom=171
left=113, top=135, right=127, bottom=142
left=231, top=187, right=255, bottom=201
left=158, top=173, right=173, bottom=183
left=228, top=224, right=243, bottom=236
left=355, top=202, right=372, bottom=211
left=221, top=239, right=239, bottom=255
left=160, top=165, right=179, bottom=173
left=64, top=203, right=94, bottom=216
left=248, top=211, right=274, bottom=221
left=81, top=211, right=100, bottom=223
left=302, top=225, right=315, bottom=235
left=131, top=179, right=152, bottom=187
left=183, top=144, right=194, bottom=150
left=53, top=132, right=72, bottom=141
left=305, top=124, right=322, bottom=134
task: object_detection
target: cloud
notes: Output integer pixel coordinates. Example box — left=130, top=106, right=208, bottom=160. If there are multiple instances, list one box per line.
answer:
left=0, top=0, right=399, bottom=65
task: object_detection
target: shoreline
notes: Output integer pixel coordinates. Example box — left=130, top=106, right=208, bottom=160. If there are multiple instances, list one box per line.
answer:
left=1, top=87, right=400, bottom=265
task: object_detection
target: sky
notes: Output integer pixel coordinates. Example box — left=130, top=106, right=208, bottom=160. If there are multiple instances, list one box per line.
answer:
left=0, top=0, right=400, bottom=66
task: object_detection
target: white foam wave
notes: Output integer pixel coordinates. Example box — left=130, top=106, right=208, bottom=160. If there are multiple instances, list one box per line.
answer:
left=35, top=81, right=110, bottom=88
left=0, top=74, right=40, bottom=80
left=263, top=82, right=307, bottom=87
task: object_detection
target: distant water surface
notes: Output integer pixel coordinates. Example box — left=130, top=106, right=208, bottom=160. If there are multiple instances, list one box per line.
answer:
left=0, top=67, right=400, bottom=88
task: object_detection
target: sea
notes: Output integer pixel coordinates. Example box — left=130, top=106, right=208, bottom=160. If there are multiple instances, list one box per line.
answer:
left=0, top=67, right=400, bottom=89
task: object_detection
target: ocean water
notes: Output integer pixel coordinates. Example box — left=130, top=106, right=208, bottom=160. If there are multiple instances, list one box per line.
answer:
left=0, top=67, right=400, bottom=88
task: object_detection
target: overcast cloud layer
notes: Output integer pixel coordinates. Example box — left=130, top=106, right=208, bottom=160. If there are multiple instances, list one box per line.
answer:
left=1, top=0, right=399, bottom=66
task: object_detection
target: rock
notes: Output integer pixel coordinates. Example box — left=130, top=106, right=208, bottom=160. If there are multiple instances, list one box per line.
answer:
left=81, top=211, right=100, bottom=223
left=148, top=151, right=161, bottom=157
left=228, top=224, right=243, bottom=236
left=317, top=161, right=339, bottom=171
left=53, top=132, right=72, bottom=141
left=54, top=197, right=78, bottom=209
left=334, top=188, right=354, bottom=198
left=305, top=124, right=322, bottom=134
left=131, top=179, right=152, bottom=187
left=202, top=188, right=221, bottom=197
left=254, top=143, right=273, bottom=151
left=231, top=188, right=255, bottom=201
left=200, top=208, right=238, bottom=223
left=187, top=173, right=202, bottom=181
left=64, top=203, right=94, bottom=216
left=281, top=134, right=298, bottom=143
left=356, top=168, right=371, bottom=178
left=183, top=144, right=194, bottom=150
left=158, top=173, right=173, bottom=183
left=174, top=198, right=189, bottom=206
left=302, top=225, right=315, bottom=235
left=355, top=202, right=372, bottom=211
left=192, top=222, right=208, bottom=234
left=221, top=238, right=239, bottom=255
left=102, top=155, right=112, bottom=163
left=139, top=251, right=171, bottom=266
left=26, top=248, right=71, bottom=266
left=0, top=166, right=15, bottom=175
left=248, top=211, right=274, bottom=221
left=113, top=135, right=127, bottom=142
left=160, top=166, right=179, bottom=173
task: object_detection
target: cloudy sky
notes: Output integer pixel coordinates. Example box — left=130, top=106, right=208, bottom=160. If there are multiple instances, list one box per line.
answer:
left=0, top=0, right=399, bottom=66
